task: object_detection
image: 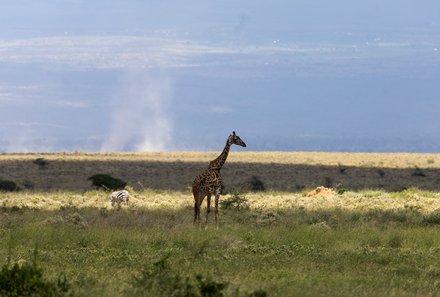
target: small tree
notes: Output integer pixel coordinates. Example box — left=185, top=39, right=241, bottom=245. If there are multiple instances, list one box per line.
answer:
left=0, top=180, right=18, bottom=192
left=87, top=174, right=127, bottom=190
left=0, top=258, right=72, bottom=297
left=220, top=193, right=249, bottom=210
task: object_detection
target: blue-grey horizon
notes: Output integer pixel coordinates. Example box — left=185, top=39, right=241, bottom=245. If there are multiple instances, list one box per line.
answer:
left=1, top=1, right=439, bottom=153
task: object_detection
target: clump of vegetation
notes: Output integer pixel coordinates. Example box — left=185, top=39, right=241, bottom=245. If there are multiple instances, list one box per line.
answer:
left=220, top=193, right=249, bottom=210
left=45, top=211, right=88, bottom=229
left=87, top=174, right=127, bottom=190
left=336, top=185, right=347, bottom=195
left=129, top=257, right=265, bottom=297
left=337, top=163, right=347, bottom=174
left=248, top=176, right=265, bottom=192
left=412, top=167, right=426, bottom=177
left=294, top=184, right=305, bottom=191
left=130, top=256, right=223, bottom=297
left=33, top=158, right=48, bottom=169
left=387, top=234, right=403, bottom=249
left=21, top=179, right=34, bottom=190
left=377, top=169, right=386, bottom=178
left=252, top=211, right=280, bottom=226
left=247, top=290, right=267, bottom=297
left=422, top=211, right=440, bottom=225
left=324, top=177, right=333, bottom=188
left=306, top=211, right=337, bottom=226
left=0, top=179, right=18, bottom=192
left=195, top=275, right=228, bottom=297
left=0, top=255, right=72, bottom=297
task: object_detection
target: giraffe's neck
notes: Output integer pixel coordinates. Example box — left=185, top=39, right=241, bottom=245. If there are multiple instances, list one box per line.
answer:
left=209, top=140, right=231, bottom=170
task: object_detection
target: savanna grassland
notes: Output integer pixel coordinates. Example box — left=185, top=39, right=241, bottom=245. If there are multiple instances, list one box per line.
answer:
left=1, top=152, right=440, bottom=297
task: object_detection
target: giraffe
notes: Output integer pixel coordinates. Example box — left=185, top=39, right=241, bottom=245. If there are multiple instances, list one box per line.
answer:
left=192, top=131, right=247, bottom=228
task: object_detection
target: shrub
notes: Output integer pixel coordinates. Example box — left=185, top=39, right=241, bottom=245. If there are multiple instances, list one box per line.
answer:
left=33, top=158, right=48, bottom=169
left=0, top=259, right=72, bottom=297
left=0, top=180, right=18, bottom=192
left=129, top=257, right=265, bottom=297
left=388, top=235, right=403, bottom=249
left=338, top=163, right=347, bottom=174
left=220, top=193, right=249, bottom=210
left=324, top=177, right=333, bottom=188
left=130, top=256, right=197, bottom=297
left=247, top=290, right=267, bottom=297
left=377, top=169, right=386, bottom=178
left=195, top=275, right=227, bottom=297
left=253, top=211, right=280, bottom=226
left=412, top=167, right=426, bottom=177
left=336, top=187, right=347, bottom=195
left=423, top=211, right=440, bottom=225
left=248, top=176, right=265, bottom=192
left=22, top=180, right=34, bottom=190
left=230, top=176, right=265, bottom=193
left=45, top=212, right=88, bottom=229
left=87, top=174, right=127, bottom=190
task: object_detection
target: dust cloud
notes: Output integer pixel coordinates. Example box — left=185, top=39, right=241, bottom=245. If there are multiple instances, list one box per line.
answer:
left=100, top=71, right=173, bottom=152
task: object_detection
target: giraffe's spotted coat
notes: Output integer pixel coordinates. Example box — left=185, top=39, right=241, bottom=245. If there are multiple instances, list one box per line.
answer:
left=192, top=131, right=246, bottom=227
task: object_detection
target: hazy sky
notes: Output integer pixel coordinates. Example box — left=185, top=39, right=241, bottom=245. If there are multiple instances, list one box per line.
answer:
left=1, top=1, right=439, bottom=152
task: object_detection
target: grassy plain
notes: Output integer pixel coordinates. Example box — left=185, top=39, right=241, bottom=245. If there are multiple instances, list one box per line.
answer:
left=1, top=152, right=440, bottom=296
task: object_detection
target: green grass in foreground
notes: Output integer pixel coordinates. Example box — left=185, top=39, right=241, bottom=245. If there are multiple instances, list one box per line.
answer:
left=1, top=190, right=440, bottom=296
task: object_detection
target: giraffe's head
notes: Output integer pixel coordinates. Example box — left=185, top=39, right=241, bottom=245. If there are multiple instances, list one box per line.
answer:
left=228, top=131, right=247, bottom=147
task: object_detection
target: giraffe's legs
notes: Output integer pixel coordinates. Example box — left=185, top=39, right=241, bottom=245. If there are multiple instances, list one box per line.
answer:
left=194, top=201, right=199, bottom=225
left=194, top=192, right=206, bottom=227
left=205, top=194, right=211, bottom=226
left=214, top=194, right=220, bottom=229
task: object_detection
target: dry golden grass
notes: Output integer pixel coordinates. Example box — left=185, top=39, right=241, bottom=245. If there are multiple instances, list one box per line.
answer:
left=2, top=187, right=440, bottom=215
left=248, top=189, right=440, bottom=213
left=0, top=190, right=189, bottom=211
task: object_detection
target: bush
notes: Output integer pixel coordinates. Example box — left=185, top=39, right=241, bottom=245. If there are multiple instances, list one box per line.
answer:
left=0, top=259, right=72, bottom=297
left=338, top=163, right=347, bottom=174
left=423, top=211, right=440, bottom=225
left=130, top=256, right=195, bottom=297
left=87, top=174, right=127, bottom=190
left=220, top=193, right=249, bottom=210
left=195, top=275, right=227, bottom=297
left=22, top=180, right=34, bottom=190
left=377, top=169, right=386, bottom=178
left=129, top=257, right=266, bottom=297
left=248, top=176, right=265, bottom=192
left=324, top=177, right=333, bottom=188
left=33, top=158, right=48, bottom=169
left=388, top=235, right=403, bottom=249
left=412, top=167, right=426, bottom=177
left=335, top=184, right=347, bottom=195
left=45, top=212, right=88, bottom=229
left=0, top=180, right=18, bottom=192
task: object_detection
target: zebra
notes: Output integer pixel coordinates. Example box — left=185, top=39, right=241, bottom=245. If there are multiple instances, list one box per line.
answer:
left=110, top=190, right=129, bottom=208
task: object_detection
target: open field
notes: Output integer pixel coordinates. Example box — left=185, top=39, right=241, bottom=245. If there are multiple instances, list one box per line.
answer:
left=2, top=152, right=440, bottom=296
left=1, top=152, right=440, bottom=192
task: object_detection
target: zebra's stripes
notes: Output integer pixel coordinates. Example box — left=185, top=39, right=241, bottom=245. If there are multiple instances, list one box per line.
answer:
left=110, top=190, right=129, bottom=208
